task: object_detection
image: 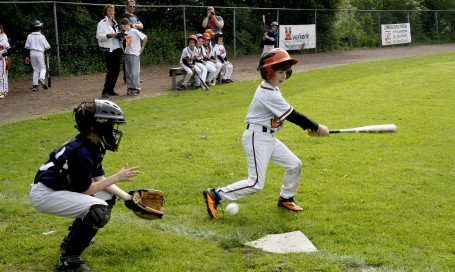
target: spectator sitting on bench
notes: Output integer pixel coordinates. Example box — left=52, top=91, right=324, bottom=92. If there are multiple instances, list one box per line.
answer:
left=213, top=33, right=233, bottom=83
left=178, top=35, right=204, bottom=90
left=202, top=32, right=221, bottom=85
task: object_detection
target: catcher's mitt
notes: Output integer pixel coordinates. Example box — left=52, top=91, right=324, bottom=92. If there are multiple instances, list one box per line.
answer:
left=125, top=189, right=164, bottom=220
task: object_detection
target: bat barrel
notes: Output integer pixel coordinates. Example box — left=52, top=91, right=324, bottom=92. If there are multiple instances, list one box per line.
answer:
left=330, top=124, right=397, bottom=134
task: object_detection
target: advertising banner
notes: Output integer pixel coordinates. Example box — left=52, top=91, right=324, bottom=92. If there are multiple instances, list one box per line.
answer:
left=279, top=25, right=316, bottom=50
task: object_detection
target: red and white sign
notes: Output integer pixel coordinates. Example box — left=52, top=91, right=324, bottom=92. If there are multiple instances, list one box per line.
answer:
left=279, top=24, right=316, bottom=50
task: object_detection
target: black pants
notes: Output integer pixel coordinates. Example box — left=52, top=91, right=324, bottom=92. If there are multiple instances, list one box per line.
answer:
left=102, top=48, right=122, bottom=95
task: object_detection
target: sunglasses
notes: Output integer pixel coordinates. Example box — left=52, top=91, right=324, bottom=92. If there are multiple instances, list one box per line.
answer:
left=128, top=5, right=135, bottom=8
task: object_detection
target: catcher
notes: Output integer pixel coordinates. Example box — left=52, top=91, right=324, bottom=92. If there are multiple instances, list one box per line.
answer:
left=29, top=99, right=146, bottom=272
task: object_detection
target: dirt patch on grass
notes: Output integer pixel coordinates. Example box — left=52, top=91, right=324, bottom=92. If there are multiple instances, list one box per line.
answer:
left=1, top=44, right=454, bottom=126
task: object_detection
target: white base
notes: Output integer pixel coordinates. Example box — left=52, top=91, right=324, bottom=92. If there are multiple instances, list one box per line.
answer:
left=245, top=231, right=318, bottom=253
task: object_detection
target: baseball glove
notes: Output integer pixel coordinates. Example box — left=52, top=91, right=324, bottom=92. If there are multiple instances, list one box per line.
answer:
left=116, top=32, right=127, bottom=39
left=5, top=57, right=11, bottom=71
left=124, top=189, right=164, bottom=220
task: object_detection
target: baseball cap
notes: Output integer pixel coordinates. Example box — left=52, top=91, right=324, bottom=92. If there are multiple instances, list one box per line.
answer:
left=205, top=29, right=215, bottom=36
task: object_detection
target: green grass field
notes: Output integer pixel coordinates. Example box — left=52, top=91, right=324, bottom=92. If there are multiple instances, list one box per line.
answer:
left=1, top=52, right=454, bottom=272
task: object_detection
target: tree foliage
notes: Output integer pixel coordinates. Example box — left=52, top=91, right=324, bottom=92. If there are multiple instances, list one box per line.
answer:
left=0, top=0, right=454, bottom=78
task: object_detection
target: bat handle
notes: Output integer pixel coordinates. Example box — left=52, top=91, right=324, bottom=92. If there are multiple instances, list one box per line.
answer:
left=329, top=130, right=340, bottom=134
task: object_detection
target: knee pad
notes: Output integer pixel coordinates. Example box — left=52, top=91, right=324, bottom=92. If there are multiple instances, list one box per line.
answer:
left=86, top=204, right=111, bottom=229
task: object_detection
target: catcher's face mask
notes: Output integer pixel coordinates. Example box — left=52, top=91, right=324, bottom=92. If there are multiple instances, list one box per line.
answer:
left=94, top=120, right=123, bottom=152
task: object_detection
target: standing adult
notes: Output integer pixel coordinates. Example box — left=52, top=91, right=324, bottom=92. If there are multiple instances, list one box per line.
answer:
left=202, top=6, right=224, bottom=45
left=96, top=4, right=124, bottom=98
left=122, top=0, right=143, bottom=30
left=0, top=23, right=11, bottom=99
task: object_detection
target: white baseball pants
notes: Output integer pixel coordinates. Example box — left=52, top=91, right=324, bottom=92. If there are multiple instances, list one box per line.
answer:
left=217, top=128, right=302, bottom=201
left=30, top=50, right=46, bottom=85
left=204, top=61, right=217, bottom=83
left=0, top=58, right=8, bottom=94
left=29, top=182, right=112, bottom=218
left=221, top=62, right=233, bottom=80
left=180, top=64, right=202, bottom=86
left=194, top=62, right=207, bottom=86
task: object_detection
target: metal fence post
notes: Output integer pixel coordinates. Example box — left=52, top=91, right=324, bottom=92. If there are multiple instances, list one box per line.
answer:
left=183, top=6, right=187, bottom=47
left=233, top=8, right=236, bottom=58
left=349, top=10, right=353, bottom=50
left=53, top=1, right=61, bottom=76
left=377, top=10, right=381, bottom=46
left=435, top=11, right=440, bottom=43
left=314, top=10, right=317, bottom=52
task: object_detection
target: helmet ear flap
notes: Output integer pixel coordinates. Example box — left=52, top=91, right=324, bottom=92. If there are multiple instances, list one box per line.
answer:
left=258, top=52, right=276, bottom=79
left=258, top=65, right=274, bottom=79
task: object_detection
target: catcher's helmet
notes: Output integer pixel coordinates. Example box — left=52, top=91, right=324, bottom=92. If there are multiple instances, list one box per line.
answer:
left=258, top=48, right=298, bottom=80
left=270, top=21, right=279, bottom=27
left=74, top=99, right=126, bottom=152
left=30, top=20, right=43, bottom=31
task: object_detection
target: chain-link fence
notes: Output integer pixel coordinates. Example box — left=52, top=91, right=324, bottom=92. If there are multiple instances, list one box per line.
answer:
left=1, top=2, right=454, bottom=77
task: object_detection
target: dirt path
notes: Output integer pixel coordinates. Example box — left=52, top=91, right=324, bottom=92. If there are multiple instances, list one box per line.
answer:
left=1, top=44, right=454, bottom=126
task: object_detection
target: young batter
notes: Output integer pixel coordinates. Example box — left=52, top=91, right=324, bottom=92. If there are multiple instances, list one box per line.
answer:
left=203, top=49, right=329, bottom=220
left=24, top=20, right=50, bottom=92
left=212, top=33, right=233, bottom=83
left=178, top=35, right=203, bottom=90
left=29, top=99, right=140, bottom=271
left=263, top=21, right=279, bottom=55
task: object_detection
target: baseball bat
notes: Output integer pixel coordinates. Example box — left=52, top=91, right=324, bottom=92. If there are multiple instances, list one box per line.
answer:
left=329, top=124, right=397, bottom=134
left=46, top=54, right=52, bottom=87
left=195, top=69, right=210, bottom=91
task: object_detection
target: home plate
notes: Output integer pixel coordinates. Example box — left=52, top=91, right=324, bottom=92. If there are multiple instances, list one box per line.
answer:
left=245, top=231, right=318, bottom=253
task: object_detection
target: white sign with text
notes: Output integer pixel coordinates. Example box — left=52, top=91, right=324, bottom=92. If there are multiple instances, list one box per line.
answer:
left=279, top=24, right=316, bottom=50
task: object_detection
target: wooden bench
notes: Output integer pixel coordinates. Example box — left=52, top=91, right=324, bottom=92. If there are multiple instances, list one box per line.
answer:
left=169, top=67, right=185, bottom=90
left=169, top=66, right=223, bottom=90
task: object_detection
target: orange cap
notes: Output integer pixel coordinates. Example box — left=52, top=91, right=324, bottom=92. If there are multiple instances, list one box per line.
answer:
left=205, top=29, right=215, bottom=36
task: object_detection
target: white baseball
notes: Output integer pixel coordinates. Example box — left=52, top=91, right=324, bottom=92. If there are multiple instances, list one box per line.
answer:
left=226, top=203, right=239, bottom=215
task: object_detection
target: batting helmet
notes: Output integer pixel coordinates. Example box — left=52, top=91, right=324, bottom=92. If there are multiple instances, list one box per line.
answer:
left=30, top=20, right=43, bottom=31
left=215, top=33, right=225, bottom=41
left=258, top=48, right=298, bottom=80
left=270, top=21, right=279, bottom=27
left=74, top=99, right=126, bottom=151
left=187, top=35, right=197, bottom=44
left=202, top=33, right=211, bottom=40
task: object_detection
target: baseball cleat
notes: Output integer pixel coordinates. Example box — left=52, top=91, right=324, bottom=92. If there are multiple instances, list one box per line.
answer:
left=32, top=85, right=39, bottom=92
left=277, top=197, right=304, bottom=212
left=39, top=79, right=48, bottom=90
left=177, top=84, right=187, bottom=90
left=203, top=188, right=220, bottom=220
left=56, top=255, right=89, bottom=271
